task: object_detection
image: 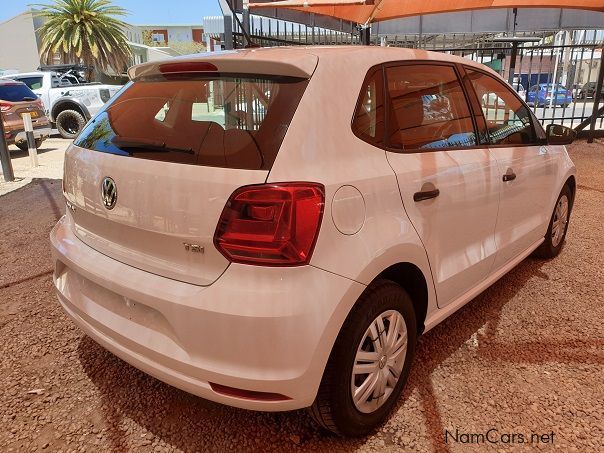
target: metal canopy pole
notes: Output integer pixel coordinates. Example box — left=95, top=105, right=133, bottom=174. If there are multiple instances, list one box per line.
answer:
left=219, top=0, right=234, bottom=50
left=242, top=0, right=251, bottom=37
left=491, top=37, right=541, bottom=86
left=507, top=41, right=519, bottom=86
left=588, top=49, right=604, bottom=143
left=360, top=25, right=371, bottom=45
left=0, top=114, right=15, bottom=182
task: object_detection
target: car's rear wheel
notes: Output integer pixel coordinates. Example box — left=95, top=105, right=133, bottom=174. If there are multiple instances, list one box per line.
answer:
left=533, top=184, right=573, bottom=259
left=309, top=279, right=417, bottom=437
left=56, top=109, right=86, bottom=139
left=16, top=138, right=43, bottom=151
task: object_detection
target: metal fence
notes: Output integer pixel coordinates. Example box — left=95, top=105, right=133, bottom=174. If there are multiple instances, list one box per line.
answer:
left=231, top=16, right=604, bottom=135
left=232, top=14, right=361, bottom=48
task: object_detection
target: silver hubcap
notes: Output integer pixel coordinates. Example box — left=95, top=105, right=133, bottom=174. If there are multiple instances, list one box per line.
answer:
left=351, top=310, right=407, bottom=414
left=551, top=194, right=569, bottom=248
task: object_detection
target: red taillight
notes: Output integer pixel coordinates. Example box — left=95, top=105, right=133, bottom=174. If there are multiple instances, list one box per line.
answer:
left=0, top=102, right=11, bottom=112
left=159, top=61, right=218, bottom=73
left=214, top=183, right=325, bottom=266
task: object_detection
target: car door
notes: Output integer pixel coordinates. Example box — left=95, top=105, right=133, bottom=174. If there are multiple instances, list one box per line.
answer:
left=463, top=67, right=558, bottom=271
left=383, top=63, right=500, bottom=308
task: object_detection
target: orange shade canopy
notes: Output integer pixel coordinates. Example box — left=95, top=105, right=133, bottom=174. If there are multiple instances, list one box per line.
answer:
left=249, top=0, right=604, bottom=25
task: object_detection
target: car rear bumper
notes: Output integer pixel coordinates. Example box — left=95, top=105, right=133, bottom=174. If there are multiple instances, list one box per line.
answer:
left=534, top=96, right=573, bottom=106
left=50, top=214, right=364, bottom=411
left=8, top=126, right=52, bottom=145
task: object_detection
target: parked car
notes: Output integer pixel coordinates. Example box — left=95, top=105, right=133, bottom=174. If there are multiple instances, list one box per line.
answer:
left=570, top=83, right=583, bottom=99
left=1, top=66, right=121, bottom=139
left=50, top=47, right=576, bottom=437
left=578, top=81, right=604, bottom=100
left=511, top=79, right=527, bottom=100
left=0, top=79, right=51, bottom=150
left=527, top=83, right=574, bottom=107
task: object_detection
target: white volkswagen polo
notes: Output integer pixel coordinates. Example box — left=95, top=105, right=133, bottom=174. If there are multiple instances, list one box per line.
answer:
left=51, top=47, right=576, bottom=436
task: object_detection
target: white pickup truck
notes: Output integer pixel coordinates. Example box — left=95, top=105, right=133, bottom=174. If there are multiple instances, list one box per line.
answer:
left=1, top=68, right=122, bottom=139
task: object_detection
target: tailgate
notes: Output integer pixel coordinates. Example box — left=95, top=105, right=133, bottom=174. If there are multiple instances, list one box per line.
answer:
left=64, top=145, right=267, bottom=286
left=62, top=68, right=309, bottom=286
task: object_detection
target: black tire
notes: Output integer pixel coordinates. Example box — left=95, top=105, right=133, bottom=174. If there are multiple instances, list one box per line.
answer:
left=533, top=184, right=573, bottom=259
left=15, top=138, right=43, bottom=151
left=56, top=109, right=86, bottom=139
left=309, top=279, right=417, bottom=437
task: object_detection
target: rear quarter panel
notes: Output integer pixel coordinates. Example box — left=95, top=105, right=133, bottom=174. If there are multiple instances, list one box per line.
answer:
left=267, top=50, right=438, bottom=334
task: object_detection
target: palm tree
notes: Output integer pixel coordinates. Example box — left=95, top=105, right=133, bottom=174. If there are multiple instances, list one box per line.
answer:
left=33, top=0, right=132, bottom=79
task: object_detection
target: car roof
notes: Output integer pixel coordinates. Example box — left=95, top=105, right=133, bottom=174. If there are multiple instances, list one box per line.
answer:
left=129, top=45, right=500, bottom=81
left=0, top=79, right=26, bottom=86
left=5, top=72, right=45, bottom=77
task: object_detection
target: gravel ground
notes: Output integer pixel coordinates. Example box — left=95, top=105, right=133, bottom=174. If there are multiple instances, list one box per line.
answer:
left=0, top=138, right=68, bottom=196
left=1, top=141, right=603, bottom=452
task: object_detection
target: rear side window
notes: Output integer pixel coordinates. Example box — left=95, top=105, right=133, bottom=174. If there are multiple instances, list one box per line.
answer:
left=74, top=75, right=309, bottom=170
left=0, top=83, right=38, bottom=102
left=466, top=69, right=537, bottom=145
left=385, top=65, right=477, bottom=151
left=352, top=67, right=385, bottom=146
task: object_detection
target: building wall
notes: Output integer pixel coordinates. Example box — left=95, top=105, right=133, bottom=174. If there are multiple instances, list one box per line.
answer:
left=0, top=11, right=41, bottom=72
left=577, top=58, right=602, bottom=85
left=124, top=25, right=144, bottom=45
left=147, top=47, right=180, bottom=61
left=134, top=25, right=204, bottom=44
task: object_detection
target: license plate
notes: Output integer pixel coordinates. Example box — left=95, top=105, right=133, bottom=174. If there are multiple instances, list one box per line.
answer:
left=21, top=111, right=39, bottom=119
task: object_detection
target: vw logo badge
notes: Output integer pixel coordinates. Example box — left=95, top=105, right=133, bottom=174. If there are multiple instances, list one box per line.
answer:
left=101, top=177, right=117, bottom=210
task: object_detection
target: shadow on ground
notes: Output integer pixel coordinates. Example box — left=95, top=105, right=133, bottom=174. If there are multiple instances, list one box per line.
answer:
left=8, top=144, right=61, bottom=159
left=75, top=254, right=587, bottom=452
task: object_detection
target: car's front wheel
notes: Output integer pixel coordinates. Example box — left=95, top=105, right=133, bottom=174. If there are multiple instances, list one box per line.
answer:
left=533, top=184, right=573, bottom=259
left=309, top=279, right=417, bottom=436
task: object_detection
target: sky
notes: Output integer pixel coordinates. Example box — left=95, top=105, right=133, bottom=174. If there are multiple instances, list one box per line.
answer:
left=0, top=0, right=223, bottom=24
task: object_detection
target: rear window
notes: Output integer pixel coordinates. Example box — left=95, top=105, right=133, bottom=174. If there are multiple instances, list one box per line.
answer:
left=74, top=74, right=309, bottom=170
left=15, top=76, right=43, bottom=90
left=0, top=83, right=38, bottom=102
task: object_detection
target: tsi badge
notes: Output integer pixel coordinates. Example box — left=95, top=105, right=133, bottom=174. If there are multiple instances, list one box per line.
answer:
left=183, top=243, right=204, bottom=253
left=101, top=177, right=117, bottom=210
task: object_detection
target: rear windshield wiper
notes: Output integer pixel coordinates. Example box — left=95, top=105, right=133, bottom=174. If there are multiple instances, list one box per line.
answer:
left=112, top=139, right=194, bottom=155
left=21, top=97, right=37, bottom=101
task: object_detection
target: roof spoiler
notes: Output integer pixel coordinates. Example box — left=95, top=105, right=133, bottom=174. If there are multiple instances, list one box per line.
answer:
left=128, top=50, right=318, bottom=80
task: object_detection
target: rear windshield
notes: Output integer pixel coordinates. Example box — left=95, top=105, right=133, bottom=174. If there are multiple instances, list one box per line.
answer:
left=15, top=76, right=44, bottom=90
left=0, top=83, right=38, bottom=102
left=74, top=74, right=309, bottom=170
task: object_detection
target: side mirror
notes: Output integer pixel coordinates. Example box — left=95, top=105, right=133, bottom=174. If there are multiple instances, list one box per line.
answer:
left=546, top=124, right=576, bottom=145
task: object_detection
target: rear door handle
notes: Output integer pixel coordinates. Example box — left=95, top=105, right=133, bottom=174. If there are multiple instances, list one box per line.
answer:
left=502, top=172, right=516, bottom=182
left=413, top=188, right=440, bottom=202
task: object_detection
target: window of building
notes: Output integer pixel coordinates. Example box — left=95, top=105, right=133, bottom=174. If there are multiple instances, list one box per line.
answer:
left=385, top=64, right=477, bottom=151
left=466, top=68, right=538, bottom=145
